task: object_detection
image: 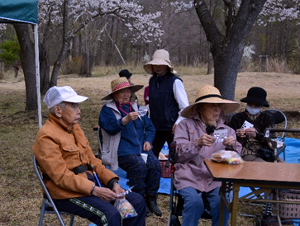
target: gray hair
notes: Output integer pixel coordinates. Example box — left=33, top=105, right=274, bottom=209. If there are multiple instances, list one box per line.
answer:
left=49, top=102, right=66, bottom=115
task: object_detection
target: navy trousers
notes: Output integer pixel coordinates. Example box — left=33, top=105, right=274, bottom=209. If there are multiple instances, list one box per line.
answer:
left=53, top=192, right=146, bottom=226
left=118, top=151, right=161, bottom=197
left=53, top=173, right=146, bottom=226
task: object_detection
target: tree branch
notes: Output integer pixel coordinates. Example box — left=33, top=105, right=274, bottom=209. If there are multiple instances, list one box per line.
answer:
left=193, top=0, right=224, bottom=48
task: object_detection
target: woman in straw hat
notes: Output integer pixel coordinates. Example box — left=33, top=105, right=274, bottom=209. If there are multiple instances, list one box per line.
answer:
left=228, top=87, right=284, bottom=162
left=144, top=49, right=189, bottom=158
left=98, top=77, right=162, bottom=217
left=173, top=85, right=242, bottom=226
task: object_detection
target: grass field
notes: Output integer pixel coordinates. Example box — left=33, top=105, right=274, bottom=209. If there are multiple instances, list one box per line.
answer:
left=0, top=70, right=299, bottom=225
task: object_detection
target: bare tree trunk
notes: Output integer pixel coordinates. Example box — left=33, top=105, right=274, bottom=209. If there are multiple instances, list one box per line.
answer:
left=40, top=42, right=50, bottom=94
left=80, top=25, right=92, bottom=77
left=13, top=23, right=37, bottom=110
left=213, top=41, right=244, bottom=100
left=207, top=48, right=213, bottom=74
left=13, top=62, right=20, bottom=78
left=50, top=0, right=70, bottom=87
left=194, top=0, right=267, bottom=100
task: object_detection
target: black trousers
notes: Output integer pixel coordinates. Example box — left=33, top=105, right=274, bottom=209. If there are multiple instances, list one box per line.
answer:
left=152, top=130, right=174, bottom=158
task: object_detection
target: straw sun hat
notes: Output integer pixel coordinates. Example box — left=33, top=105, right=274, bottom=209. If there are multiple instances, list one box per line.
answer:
left=102, top=77, right=143, bottom=100
left=144, top=49, right=174, bottom=74
left=181, top=85, right=240, bottom=118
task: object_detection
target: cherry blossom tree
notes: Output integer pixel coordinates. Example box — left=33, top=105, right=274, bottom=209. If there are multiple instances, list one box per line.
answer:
left=256, top=0, right=300, bottom=72
left=191, top=0, right=300, bottom=101
left=259, top=0, right=300, bottom=24
left=4, top=0, right=300, bottom=111
left=13, top=0, right=163, bottom=110
left=192, top=0, right=268, bottom=101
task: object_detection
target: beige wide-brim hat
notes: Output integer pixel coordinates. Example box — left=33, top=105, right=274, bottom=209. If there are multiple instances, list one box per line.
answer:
left=102, top=77, right=144, bottom=100
left=144, top=49, right=174, bottom=74
left=181, top=85, right=240, bottom=118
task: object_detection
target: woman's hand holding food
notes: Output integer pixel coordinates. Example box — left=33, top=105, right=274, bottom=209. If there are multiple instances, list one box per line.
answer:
left=122, top=112, right=139, bottom=125
left=244, top=127, right=257, bottom=138
left=223, top=136, right=236, bottom=147
left=196, top=134, right=216, bottom=147
left=236, top=128, right=246, bottom=138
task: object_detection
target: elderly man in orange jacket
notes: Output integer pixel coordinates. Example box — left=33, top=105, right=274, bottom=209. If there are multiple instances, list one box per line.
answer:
left=33, top=86, right=146, bottom=226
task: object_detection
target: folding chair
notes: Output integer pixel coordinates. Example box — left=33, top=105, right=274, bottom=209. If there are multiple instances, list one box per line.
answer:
left=96, top=126, right=103, bottom=159
left=33, top=155, right=75, bottom=226
left=92, top=125, right=103, bottom=159
left=135, top=95, right=139, bottom=106
left=263, top=109, right=288, bottom=160
left=167, top=141, right=212, bottom=226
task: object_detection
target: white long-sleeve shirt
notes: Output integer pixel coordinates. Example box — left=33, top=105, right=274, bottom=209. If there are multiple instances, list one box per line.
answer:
left=173, top=79, right=189, bottom=125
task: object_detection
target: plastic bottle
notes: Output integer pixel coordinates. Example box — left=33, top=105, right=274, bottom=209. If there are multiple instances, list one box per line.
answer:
left=160, top=141, right=169, bottom=157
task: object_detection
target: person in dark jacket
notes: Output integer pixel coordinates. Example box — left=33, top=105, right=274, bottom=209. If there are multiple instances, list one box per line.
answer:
left=229, top=86, right=284, bottom=162
left=99, top=77, right=162, bottom=216
left=144, top=49, right=189, bottom=158
left=119, top=69, right=138, bottom=103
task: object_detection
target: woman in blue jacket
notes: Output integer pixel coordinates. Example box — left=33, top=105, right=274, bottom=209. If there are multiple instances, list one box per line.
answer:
left=99, top=77, right=162, bottom=217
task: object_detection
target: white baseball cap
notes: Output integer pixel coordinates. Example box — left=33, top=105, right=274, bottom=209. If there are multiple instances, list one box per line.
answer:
left=43, top=86, right=88, bottom=109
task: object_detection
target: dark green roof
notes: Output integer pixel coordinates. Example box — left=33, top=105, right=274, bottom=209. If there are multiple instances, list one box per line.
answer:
left=0, top=0, right=38, bottom=24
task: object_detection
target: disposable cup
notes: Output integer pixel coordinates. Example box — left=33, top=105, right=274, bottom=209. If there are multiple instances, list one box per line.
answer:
left=141, top=153, right=148, bottom=163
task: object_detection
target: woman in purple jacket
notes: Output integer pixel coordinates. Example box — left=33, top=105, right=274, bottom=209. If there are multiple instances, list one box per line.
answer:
left=174, top=85, right=242, bottom=226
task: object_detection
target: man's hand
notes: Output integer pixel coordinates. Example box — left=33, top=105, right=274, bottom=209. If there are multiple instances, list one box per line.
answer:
left=92, top=186, right=118, bottom=202
left=196, top=134, right=216, bottom=147
left=112, top=183, right=125, bottom=198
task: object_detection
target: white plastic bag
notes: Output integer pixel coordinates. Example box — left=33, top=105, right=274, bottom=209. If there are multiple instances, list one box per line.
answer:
left=210, top=150, right=244, bottom=164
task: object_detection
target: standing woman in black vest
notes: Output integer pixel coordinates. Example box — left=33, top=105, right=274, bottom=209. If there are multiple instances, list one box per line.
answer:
left=144, top=49, right=189, bottom=158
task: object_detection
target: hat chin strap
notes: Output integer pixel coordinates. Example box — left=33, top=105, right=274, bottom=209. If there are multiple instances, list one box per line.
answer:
left=199, top=115, right=217, bottom=135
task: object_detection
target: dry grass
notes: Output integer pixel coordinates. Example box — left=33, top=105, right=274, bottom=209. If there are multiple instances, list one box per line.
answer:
left=0, top=71, right=299, bottom=225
